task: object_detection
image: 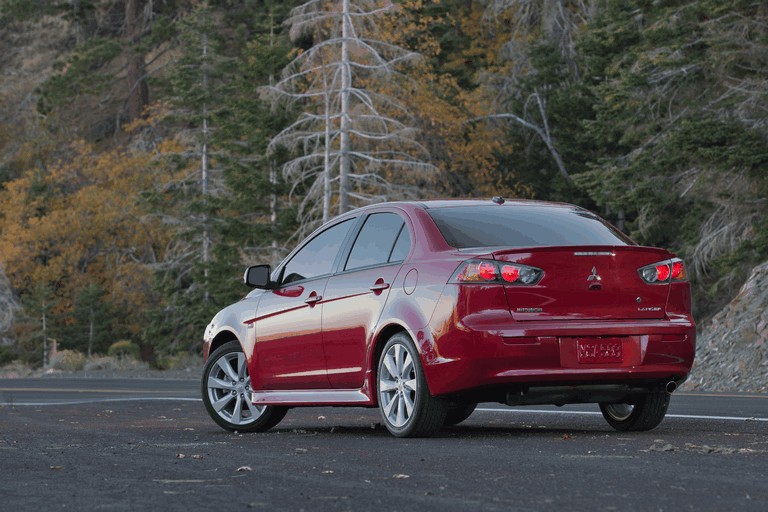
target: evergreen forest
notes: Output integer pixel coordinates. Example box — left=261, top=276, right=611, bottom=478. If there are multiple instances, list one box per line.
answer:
left=0, top=0, right=766, bottom=366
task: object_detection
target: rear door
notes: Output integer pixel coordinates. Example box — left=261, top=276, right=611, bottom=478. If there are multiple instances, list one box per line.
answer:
left=321, top=211, right=411, bottom=389
left=494, top=246, right=672, bottom=321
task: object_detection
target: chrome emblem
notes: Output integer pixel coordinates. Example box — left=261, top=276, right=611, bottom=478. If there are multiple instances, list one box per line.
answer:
left=587, top=267, right=601, bottom=282
left=516, top=307, right=543, bottom=313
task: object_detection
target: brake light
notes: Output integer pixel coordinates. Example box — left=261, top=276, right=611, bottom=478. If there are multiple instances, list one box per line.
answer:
left=451, top=260, right=543, bottom=285
left=478, top=262, right=497, bottom=281
left=638, top=258, right=687, bottom=284
left=501, top=265, right=520, bottom=283
left=671, top=260, right=686, bottom=280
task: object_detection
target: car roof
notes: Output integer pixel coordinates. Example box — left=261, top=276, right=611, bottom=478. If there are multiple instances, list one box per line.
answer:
left=346, top=198, right=585, bottom=214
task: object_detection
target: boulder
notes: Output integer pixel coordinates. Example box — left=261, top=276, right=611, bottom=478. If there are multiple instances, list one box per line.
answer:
left=0, top=264, right=18, bottom=345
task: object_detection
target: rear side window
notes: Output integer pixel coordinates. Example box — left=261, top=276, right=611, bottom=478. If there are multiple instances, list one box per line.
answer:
left=427, top=206, right=634, bottom=249
left=345, top=213, right=407, bottom=270
left=388, top=225, right=411, bottom=262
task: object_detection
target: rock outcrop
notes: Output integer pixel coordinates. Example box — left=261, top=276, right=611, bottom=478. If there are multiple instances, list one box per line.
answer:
left=0, top=263, right=18, bottom=345
left=685, top=261, right=768, bottom=393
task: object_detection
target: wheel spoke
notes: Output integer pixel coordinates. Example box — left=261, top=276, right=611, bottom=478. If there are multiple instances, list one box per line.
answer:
left=232, top=394, right=244, bottom=424
left=396, top=395, right=406, bottom=426
left=395, top=345, right=408, bottom=378
left=382, top=352, right=397, bottom=380
left=212, top=393, right=235, bottom=413
left=208, top=376, right=236, bottom=391
left=216, top=357, right=239, bottom=383
left=379, top=378, right=398, bottom=392
left=403, top=391, right=415, bottom=417
left=237, top=352, right=247, bottom=381
left=403, top=378, right=417, bottom=392
left=382, top=394, right=396, bottom=419
left=245, top=399, right=264, bottom=419
left=401, top=353, right=413, bottom=379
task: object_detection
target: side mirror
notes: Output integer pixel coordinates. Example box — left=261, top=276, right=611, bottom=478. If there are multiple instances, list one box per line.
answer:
left=244, top=264, right=272, bottom=289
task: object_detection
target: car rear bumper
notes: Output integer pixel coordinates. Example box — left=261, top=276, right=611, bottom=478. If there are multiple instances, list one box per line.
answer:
left=423, top=318, right=696, bottom=397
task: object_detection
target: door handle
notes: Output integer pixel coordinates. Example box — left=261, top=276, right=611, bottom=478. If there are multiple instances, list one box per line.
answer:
left=304, top=293, right=322, bottom=305
left=369, top=281, right=390, bottom=293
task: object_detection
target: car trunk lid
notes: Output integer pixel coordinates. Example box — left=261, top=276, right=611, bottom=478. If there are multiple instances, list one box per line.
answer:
left=493, top=246, right=672, bottom=321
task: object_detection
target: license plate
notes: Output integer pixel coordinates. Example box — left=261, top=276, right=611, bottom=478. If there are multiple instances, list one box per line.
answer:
left=577, top=338, right=623, bottom=364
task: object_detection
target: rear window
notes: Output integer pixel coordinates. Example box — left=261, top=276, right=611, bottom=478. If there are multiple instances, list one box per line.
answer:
left=427, top=205, right=634, bottom=249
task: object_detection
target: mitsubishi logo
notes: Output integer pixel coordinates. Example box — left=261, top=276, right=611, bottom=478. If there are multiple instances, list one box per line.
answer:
left=587, top=267, right=601, bottom=282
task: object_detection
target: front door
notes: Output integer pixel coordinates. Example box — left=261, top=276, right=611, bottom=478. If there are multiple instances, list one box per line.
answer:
left=251, top=218, right=355, bottom=390
left=251, top=278, right=329, bottom=390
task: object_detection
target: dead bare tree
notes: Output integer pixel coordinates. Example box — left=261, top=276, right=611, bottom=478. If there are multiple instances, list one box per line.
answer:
left=267, top=0, right=435, bottom=234
left=471, top=90, right=570, bottom=181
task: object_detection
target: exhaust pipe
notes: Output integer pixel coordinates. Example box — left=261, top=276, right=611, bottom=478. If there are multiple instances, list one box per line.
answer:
left=665, top=381, right=677, bottom=394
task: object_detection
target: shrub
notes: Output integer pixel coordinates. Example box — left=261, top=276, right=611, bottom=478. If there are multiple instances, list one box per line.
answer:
left=49, top=350, right=86, bottom=372
left=107, top=340, right=141, bottom=359
left=155, top=352, right=202, bottom=371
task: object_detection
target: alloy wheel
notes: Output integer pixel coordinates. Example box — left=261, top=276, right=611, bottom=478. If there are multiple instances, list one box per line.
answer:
left=378, top=343, right=417, bottom=428
left=206, top=351, right=265, bottom=427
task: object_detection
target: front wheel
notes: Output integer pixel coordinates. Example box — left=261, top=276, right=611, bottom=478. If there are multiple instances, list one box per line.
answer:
left=599, top=391, right=670, bottom=432
left=377, top=333, right=448, bottom=438
left=202, top=341, right=287, bottom=432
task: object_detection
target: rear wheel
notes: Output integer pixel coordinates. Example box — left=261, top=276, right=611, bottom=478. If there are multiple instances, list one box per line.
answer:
left=202, top=341, right=287, bottom=432
left=599, top=391, right=670, bottom=432
left=377, top=333, right=448, bottom=437
left=444, top=402, right=477, bottom=426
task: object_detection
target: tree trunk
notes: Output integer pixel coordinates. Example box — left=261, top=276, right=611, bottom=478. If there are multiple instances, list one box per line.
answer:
left=338, top=0, right=352, bottom=215
left=88, top=308, right=94, bottom=358
left=201, top=29, right=211, bottom=303
left=125, top=0, right=149, bottom=121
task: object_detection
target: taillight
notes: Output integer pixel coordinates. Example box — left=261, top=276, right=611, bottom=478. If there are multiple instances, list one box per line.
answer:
left=671, top=260, right=686, bottom=280
left=451, top=259, right=543, bottom=285
left=638, top=258, right=687, bottom=284
left=478, top=262, right=497, bottom=281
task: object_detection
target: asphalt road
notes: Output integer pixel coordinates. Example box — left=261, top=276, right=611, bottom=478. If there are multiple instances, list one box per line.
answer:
left=1, top=378, right=766, bottom=512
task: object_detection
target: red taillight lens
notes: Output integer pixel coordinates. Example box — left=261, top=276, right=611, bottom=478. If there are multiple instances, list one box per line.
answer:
left=478, top=262, right=497, bottom=281
left=639, top=258, right=687, bottom=284
left=501, top=265, right=520, bottom=283
left=671, top=260, right=686, bottom=280
left=451, top=260, right=543, bottom=285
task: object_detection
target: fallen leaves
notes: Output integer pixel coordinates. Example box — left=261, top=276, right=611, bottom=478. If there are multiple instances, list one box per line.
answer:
left=176, top=453, right=204, bottom=459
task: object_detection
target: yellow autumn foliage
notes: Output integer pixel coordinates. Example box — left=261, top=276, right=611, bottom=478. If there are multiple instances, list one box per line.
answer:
left=378, top=0, right=531, bottom=199
left=0, top=140, right=172, bottom=334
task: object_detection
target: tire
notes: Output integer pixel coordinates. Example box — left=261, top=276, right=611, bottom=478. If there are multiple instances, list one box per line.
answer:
left=599, top=391, right=670, bottom=432
left=202, top=341, right=287, bottom=432
left=444, top=402, right=478, bottom=426
left=377, top=333, right=448, bottom=437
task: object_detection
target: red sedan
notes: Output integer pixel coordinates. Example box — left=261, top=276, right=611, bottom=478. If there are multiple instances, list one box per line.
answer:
left=201, top=199, right=695, bottom=437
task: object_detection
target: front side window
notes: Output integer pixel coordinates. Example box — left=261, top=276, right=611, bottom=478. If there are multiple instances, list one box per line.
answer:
left=345, top=213, right=406, bottom=271
left=281, top=219, right=354, bottom=284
